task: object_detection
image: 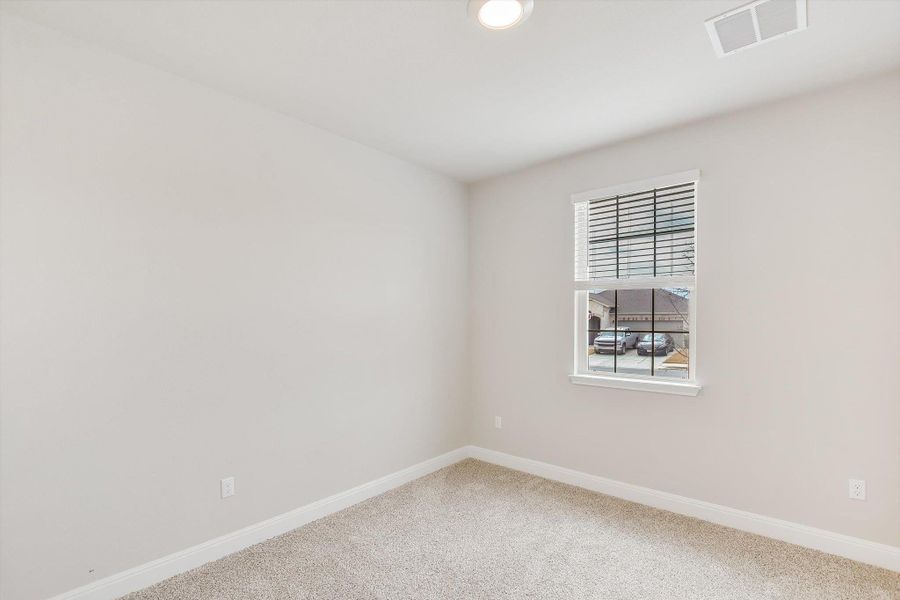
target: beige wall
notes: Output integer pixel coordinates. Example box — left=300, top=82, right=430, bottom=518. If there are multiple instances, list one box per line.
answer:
left=468, top=70, right=900, bottom=547
left=0, top=17, right=469, bottom=600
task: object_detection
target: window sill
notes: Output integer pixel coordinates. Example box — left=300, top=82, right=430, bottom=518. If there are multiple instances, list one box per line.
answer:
left=569, top=374, right=701, bottom=397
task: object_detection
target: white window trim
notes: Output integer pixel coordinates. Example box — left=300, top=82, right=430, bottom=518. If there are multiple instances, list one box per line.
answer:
left=569, top=374, right=701, bottom=396
left=570, top=169, right=702, bottom=397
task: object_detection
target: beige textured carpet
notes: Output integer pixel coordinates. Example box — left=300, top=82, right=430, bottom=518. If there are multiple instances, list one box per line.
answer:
left=122, top=459, right=899, bottom=600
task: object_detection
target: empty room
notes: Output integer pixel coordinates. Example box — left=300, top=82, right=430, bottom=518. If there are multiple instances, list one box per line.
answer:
left=1, top=1, right=899, bottom=599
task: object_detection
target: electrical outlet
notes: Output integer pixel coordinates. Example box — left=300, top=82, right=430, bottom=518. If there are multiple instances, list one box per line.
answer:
left=221, top=477, right=235, bottom=499
left=494, top=416, right=502, bottom=429
left=848, top=479, right=866, bottom=501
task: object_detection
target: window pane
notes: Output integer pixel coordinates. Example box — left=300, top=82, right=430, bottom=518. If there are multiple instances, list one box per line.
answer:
left=585, top=288, right=691, bottom=380
left=579, top=181, right=695, bottom=282
left=613, top=288, right=652, bottom=377
left=587, top=291, right=614, bottom=374
left=617, top=192, right=655, bottom=278
left=653, top=288, right=690, bottom=379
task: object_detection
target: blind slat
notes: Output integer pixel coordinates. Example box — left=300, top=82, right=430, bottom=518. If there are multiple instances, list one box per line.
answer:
left=575, top=180, right=696, bottom=282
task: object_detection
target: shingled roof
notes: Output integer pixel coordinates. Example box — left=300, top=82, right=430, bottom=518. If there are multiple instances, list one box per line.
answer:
left=590, top=289, right=688, bottom=317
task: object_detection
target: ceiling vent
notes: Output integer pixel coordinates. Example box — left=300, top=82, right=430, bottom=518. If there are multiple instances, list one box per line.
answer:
left=705, top=0, right=807, bottom=57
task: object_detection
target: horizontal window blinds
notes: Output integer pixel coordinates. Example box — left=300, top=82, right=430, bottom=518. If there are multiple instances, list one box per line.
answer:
left=575, top=181, right=695, bottom=282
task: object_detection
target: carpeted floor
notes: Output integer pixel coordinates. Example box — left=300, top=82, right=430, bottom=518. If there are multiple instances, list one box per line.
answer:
left=122, top=459, right=900, bottom=600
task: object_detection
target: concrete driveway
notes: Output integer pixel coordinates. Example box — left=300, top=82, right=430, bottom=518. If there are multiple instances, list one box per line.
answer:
left=588, top=349, right=687, bottom=379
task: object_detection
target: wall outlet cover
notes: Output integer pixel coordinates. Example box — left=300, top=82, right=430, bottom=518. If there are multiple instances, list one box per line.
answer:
left=848, top=479, right=866, bottom=501
left=221, top=477, right=235, bottom=499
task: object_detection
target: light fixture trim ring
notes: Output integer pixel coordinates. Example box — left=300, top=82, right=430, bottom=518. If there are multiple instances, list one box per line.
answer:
left=468, top=0, right=534, bottom=30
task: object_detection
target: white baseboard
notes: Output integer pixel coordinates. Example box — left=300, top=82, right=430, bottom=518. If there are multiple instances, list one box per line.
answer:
left=46, top=447, right=469, bottom=600
left=467, top=445, right=900, bottom=572
left=46, top=444, right=898, bottom=599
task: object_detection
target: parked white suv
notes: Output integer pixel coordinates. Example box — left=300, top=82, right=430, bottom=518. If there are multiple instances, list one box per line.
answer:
left=593, top=328, right=639, bottom=355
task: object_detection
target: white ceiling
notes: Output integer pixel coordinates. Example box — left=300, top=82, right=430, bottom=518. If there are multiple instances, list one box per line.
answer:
left=3, top=0, right=899, bottom=182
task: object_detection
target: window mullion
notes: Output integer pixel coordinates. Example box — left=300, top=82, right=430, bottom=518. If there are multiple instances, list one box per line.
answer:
left=615, top=195, right=620, bottom=279
left=653, top=188, right=657, bottom=278
left=613, top=289, right=618, bottom=374
left=650, top=288, right=655, bottom=377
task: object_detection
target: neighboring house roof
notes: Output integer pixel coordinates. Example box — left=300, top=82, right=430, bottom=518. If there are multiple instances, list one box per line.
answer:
left=590, top=289, right=688, bottom=318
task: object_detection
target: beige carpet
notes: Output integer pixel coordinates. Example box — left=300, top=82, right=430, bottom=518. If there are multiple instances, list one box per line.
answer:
left=122, top=459, right=899, bottom=600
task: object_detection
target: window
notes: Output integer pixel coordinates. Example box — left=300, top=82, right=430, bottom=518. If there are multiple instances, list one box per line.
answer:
left=570, top=170, right=700, bottom=396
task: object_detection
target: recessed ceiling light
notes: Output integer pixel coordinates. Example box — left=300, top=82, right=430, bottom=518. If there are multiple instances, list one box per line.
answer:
left=468, top=0, right=534, bottom=30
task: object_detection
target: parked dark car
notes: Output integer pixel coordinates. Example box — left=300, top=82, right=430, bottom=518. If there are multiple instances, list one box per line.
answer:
left=593, top=328, right=639, bottom=355
left=637, top=333, right=675, bottom=356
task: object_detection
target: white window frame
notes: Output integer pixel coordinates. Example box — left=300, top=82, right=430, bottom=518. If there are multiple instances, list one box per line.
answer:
left=569, top=170, right=702, bottom=397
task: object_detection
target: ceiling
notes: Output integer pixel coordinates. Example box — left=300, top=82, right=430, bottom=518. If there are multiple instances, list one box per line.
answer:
left=2, top=0, right=899, bottom=182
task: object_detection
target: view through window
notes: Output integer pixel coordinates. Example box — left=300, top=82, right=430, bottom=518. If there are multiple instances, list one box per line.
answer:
left=573, top=171, right=698, bottom=384
left=587, top=288, right=690, bottom=380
